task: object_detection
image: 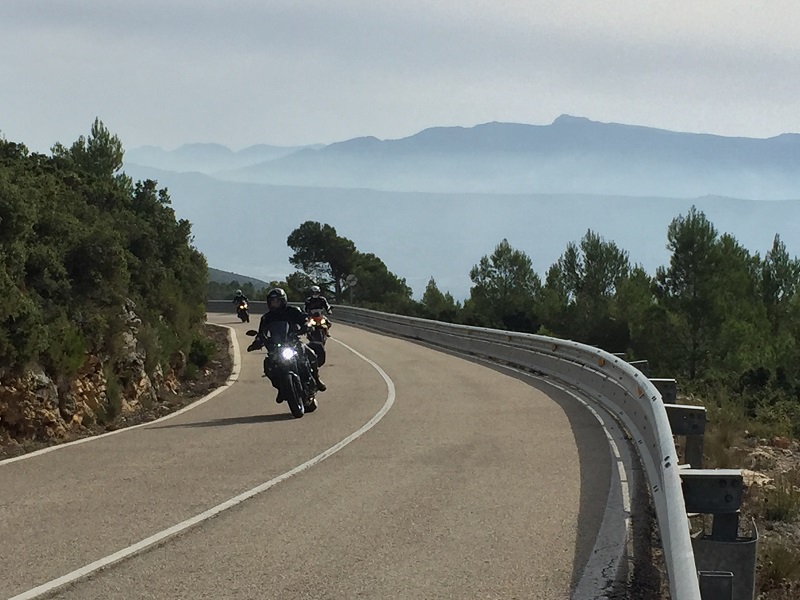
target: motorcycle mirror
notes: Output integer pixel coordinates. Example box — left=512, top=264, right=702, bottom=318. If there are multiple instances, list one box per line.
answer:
left=245, top=330, right=258, bottom=336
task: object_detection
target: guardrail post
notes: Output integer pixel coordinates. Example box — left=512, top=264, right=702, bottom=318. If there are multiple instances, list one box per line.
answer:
left=651, top=377, right=706, bottom=469
left=650, top=377, right=677, bottom=403
left=698, top=571, right=733, bottom=599
left=663, top=403, right=706, bottom=468
left=681, top=470, right=758, bottom=600
left=627, top=359, right=650, bottom=376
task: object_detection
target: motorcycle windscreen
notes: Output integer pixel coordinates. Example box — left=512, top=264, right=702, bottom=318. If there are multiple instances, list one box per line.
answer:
left=267, top=320, right=291, bottom=344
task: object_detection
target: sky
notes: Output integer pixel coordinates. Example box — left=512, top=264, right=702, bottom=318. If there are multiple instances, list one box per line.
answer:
left=2, top=0, right=800, bottom=154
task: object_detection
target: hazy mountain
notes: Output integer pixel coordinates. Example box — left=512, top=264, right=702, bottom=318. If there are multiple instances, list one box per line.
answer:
left=221, top=116, right=800, bottom=199
left=208, top=267, right=271, bottom=290
left=125, top=142, right=323, bottom=175
left=123, top=164, right=800, bottom=301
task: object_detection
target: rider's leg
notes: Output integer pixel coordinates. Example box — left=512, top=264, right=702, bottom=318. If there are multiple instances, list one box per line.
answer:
left=303, top=344, right=326, bottom=391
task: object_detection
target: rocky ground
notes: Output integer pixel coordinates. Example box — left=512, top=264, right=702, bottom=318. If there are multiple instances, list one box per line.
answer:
left=0, top=323, right=233, bottom=461
left=739, top=436, right=800, bottom=599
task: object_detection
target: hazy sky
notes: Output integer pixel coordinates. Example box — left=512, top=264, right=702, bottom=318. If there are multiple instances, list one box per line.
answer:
left=3, top=1, right=800, bottom=154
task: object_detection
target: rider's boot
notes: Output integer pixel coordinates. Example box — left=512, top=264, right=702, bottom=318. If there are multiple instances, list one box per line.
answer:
left=313, top=369, right=327, bottom=391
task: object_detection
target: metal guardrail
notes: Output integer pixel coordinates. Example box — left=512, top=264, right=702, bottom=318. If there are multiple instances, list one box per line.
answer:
left=206, top=300, right=756, bottom=599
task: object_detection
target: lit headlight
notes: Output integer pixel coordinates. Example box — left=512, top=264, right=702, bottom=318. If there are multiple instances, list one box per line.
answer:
left=280, top=347, right=297, bottom=361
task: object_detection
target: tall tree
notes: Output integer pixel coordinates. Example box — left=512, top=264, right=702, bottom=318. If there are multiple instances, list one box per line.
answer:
left=654, top=206, right=721, bottom=379
left=612, top=265, right=655, bottom=355
left=467, top=238, right=541, bottom=331
left=421, top=277, right=460, bottom=322
left=350, top=251, right=412, bottom=310
left=285, top=271, right=317, bottom=301
left=287, top=222, right=356, bottom=301
left=760, top=234, right=800, bottom=334
left=548, top=230, right=631, bottom=346
left=51, top=117, right=125, bottom=179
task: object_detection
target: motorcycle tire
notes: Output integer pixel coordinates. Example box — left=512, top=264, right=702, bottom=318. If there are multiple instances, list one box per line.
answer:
left=282, top=373, right=305, bottom=418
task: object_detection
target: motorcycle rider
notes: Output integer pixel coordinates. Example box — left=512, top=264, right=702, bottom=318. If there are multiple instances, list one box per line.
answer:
left=249, top=287, right=327, bottom=403
left=232, top=289, right=249, bottom=308
left=304, top=285, right=333, bottom=335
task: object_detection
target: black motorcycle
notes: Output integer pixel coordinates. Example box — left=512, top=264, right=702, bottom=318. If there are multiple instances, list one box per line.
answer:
left=237, top=301, right=250, bottom=323
left=246, top=322, right=318, bottom=418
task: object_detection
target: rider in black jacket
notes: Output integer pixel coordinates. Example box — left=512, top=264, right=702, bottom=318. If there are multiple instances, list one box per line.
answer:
left=249, top=288, right=326, bottom=402
left=304, top=285, right=332, bottom=314
left=232, top=289, right=249, bottom=307
left=304, top=285, right=332, bottom=335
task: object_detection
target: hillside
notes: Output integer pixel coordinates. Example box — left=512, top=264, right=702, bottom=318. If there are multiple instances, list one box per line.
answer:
left=208, top=267, right=270, bottom=290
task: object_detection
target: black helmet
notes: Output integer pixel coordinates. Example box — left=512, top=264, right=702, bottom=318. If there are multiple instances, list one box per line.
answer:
left=266, top=287, right=288, bottom=310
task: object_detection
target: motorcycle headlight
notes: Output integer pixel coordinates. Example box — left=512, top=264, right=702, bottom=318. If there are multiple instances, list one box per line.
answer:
left=280, top=347, right=297, bottom=361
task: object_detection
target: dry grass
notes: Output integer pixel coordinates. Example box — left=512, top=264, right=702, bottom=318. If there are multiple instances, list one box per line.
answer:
left=757, top=538, right=800, bottom=598
left=761, top=470, right=800, bottom=523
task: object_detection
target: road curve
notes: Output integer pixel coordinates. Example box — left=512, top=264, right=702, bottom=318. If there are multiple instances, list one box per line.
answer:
left=1, top=313, right=614, bottom=600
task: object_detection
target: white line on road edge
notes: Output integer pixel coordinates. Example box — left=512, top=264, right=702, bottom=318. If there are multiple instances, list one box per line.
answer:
left=8, top=339, right=396, bottom=600
left=542, top=380, right=633, bottom=600
left=464, top=356, right=633, bottom=600
left=0, top=324, right=241, bottom=467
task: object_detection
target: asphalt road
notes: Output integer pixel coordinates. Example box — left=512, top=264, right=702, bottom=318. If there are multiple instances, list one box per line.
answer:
left=0, top=313, right=615, bottom=599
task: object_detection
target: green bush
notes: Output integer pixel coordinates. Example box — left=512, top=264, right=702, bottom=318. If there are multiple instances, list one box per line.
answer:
left=100, top=365, right=123, bottom=423
left=43, top=318, right=87, bottom=377
left=188, top=335, right=216, bottom=369
left=0, top=123, right=208, bottom=389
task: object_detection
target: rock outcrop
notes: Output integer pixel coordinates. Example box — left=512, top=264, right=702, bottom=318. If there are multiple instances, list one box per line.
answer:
left=0, top=300, right=185, bottom=445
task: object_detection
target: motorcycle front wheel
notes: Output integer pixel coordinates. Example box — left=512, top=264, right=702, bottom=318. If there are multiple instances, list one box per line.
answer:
left=281, top=373, right=305, bottom=418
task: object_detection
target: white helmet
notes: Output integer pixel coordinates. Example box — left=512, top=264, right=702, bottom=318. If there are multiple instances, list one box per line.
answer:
left=310, top=285, right=321, bottom=295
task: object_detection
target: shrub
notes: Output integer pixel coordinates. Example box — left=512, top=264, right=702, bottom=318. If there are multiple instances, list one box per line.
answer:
left=188, top=335, right=216, bottom=369
left=43, top=319, right=87, bottom=377
left=102, top=365, right=123, bottom=423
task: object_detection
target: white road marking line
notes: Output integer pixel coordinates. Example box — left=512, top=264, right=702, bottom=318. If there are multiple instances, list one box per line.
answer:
left=462, top=356, right=634, bottom=600
left=1, top=323, right=242, bottom=467
left=8, top=338, right=395, bottom=600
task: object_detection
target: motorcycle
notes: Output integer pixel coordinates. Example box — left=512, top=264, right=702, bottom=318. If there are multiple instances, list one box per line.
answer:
left=237, top=301, right=250, bottom=323
left=245, top=322, right=318, bottom=418
left=305, top=309, right=330, bottom=367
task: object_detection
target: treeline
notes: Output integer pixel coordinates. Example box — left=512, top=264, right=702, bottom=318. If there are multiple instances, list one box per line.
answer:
left=285, top=217, right=800, bottom=436
left=0, top=120, right=208, bottom=379
left=211, top=220, right=412, bottom=307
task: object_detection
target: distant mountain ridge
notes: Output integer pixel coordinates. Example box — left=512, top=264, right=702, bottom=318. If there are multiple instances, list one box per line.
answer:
left=235, top=116, right=800, bottom=199
left=121, top=117, right=800, bottom=300
left=208, top=267, right=270, bottom=290
left=125, top=115, right=800, bottom=199
left=125, top=142, right=323, bottom=174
